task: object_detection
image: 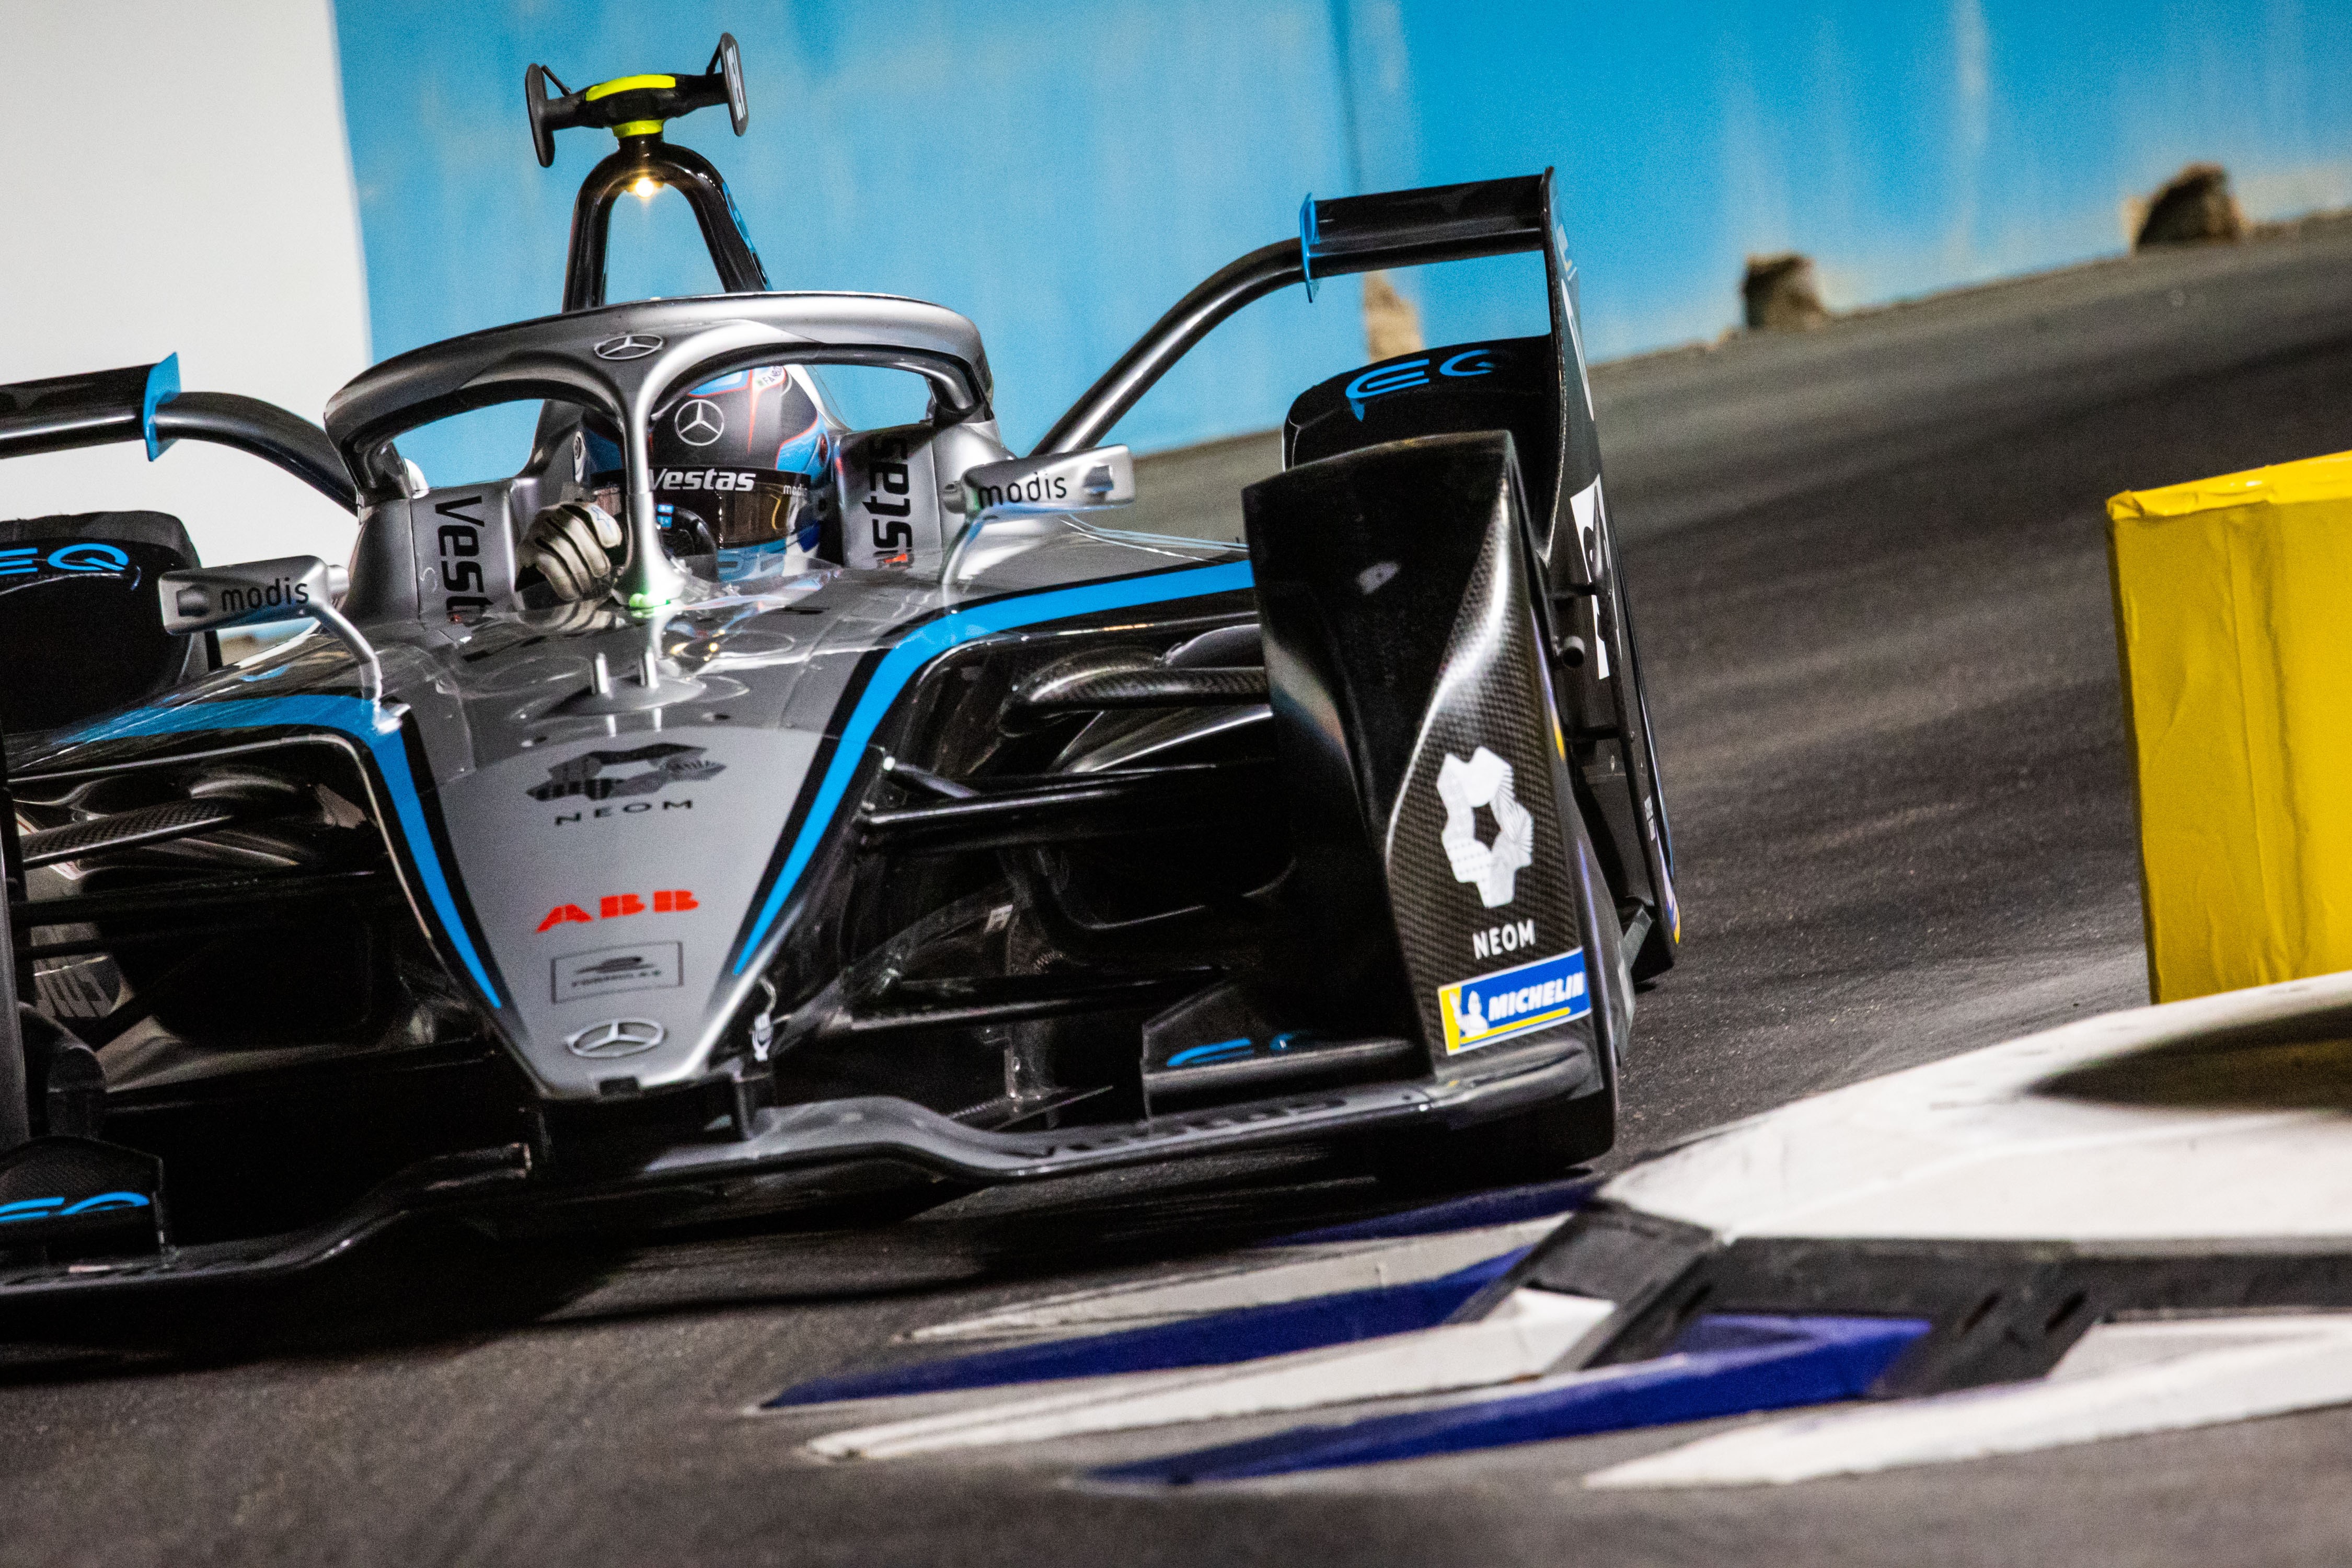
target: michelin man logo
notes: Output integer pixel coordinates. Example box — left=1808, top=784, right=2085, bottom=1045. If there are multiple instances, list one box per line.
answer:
left=1437, top=746, right=1535, bottom=908
left=1453, top=988, right=1490, bottom=1040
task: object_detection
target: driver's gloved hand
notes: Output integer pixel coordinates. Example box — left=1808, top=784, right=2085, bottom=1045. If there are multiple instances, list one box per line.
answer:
left=522, top=500, right=624, bottom=601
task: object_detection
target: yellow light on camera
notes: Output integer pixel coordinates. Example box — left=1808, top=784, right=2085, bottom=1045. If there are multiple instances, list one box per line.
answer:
left=631, top=177, right=660, bottom=200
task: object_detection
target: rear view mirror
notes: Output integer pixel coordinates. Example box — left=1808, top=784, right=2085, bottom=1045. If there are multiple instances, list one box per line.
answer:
left=956, top=446, right=1135, bottom=517
left=159, top=556, right=382, bottom=703
left=159, top=556, right=345, bottom=634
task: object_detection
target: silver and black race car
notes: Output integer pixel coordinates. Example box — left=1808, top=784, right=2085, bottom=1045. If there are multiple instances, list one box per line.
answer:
left=0, top=37, right=1677, bottom=1291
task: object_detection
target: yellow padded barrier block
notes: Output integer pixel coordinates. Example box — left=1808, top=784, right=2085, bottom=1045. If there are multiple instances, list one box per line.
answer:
left=2109, top=451, right=2352, bottom=1001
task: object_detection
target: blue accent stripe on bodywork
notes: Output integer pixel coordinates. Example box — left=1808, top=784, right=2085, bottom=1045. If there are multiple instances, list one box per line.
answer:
left=1166, top=1038, right=1254, bottom=1068
left=764, top=1247, right=1525, bottom=1409
left=731, top=560, right=1256, bottom=974
left=141, top=354, right=181, bottom=462
left=57, top=695, right=502, bottom=1006
left=1090, top=1313, right=1931, bottom=1485
left=1299, top=193, right=1319, bottom=302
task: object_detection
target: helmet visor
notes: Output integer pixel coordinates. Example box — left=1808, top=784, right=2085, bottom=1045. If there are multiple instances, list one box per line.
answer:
left=651, top=465, right=812, bottom=551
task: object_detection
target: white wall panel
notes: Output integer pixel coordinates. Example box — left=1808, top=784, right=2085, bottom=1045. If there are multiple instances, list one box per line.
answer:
left=0, top=0, right=370, bottom=567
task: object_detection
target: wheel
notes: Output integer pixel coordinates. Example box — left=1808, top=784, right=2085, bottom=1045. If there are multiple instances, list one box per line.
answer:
left=1595, top=502, right=1680, bottom=979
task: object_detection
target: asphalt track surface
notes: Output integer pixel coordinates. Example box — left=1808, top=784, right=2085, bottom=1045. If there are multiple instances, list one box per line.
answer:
left=13, top=221, right=2352, bottom=1565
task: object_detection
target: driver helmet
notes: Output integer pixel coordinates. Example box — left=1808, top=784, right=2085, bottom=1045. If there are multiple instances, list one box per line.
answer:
left=642, top=364, right=833, bottom=582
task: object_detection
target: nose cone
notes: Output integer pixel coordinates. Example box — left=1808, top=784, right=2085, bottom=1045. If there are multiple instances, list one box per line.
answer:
left=436, top=724, right=821, bottom=1096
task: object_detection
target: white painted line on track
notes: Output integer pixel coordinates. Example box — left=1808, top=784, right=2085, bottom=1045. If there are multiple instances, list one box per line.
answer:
left=813, top=1287, right=1613, bottom=1460
left=1604, top=965, right=2352, bottom=1245
left=1583, top=1314, right=2352, bottom=1489
left=903, top=1218, right=1561, bottom=1342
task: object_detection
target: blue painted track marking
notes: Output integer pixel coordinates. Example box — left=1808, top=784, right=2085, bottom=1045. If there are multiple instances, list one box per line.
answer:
left=732, top=560, right=1255, bottom=974
left=766, top=1247, right=1527, bottom=1409
left=57, top=695, right=503, bottom=1006
left=1089, top=1313, right=1931, bottom=1484
left=1259, top=1177, right=1599, bottom=1248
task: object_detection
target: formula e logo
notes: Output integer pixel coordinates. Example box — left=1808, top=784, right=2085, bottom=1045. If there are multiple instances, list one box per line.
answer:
left=595, top=333, right=664, bottom=360
left=1438, top=745, right=1535, bottom=908
left=0, top=542, right=133, bottom=578
left=1345, top=347, right=1505, bottom=419
left=675, top=400, right=726, bottom=446
left=565, top=1018, right=666, bottom=1059
left=551, top=942, right=681, bottom=1002
left=527, top=743, right=724, bottom=802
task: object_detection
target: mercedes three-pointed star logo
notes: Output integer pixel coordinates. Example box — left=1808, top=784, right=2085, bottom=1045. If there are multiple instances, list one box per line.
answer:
left=565, top=1017, right=667, bottom=1058
left=675, top=399, right=726, bottom=446
left=594, top=333, right=665, bottom=361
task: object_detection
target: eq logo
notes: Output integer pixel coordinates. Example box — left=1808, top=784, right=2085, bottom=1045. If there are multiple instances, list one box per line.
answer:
left=594, top=333, right=664, bottom=360
left=0, top=1191, right=150, bottom=1224
left=538, top=889, right=699, bottom=933
left=1437, top=745, right=1535, bottom=909
left=0, top=541, right=133, bottom=577
left=564, top=1018, right=666, bottom=1059
left=1344, top=346, right=1504, bottom=419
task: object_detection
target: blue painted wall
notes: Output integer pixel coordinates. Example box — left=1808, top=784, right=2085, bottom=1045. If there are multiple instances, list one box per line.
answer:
left=337, top=1, right=2352, bottom=482
left=1389, top=1, right=2352, bottom=359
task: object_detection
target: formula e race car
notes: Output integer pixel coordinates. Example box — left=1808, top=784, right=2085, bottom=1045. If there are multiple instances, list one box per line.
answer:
left=0, top=37, right=1677, bottom=1289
